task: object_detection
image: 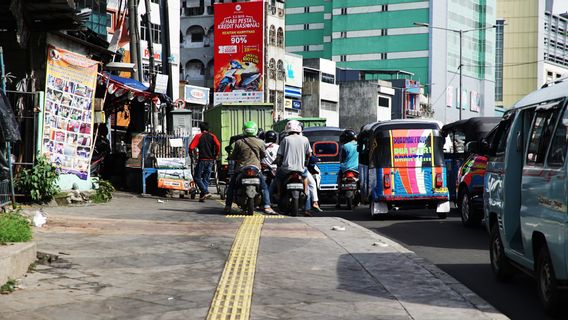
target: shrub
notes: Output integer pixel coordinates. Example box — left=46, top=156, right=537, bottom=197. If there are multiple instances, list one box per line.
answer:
left=91, top=179, right=115, bottom=203
left=16, top=156, right=59, bottom=204
left=0, top=210, right=32, bottom=243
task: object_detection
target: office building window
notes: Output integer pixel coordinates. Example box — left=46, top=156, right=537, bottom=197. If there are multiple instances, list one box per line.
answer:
left=141, top=22, right=162, bottom=44
left=321, top=100, right=337, bottom=111
left=495, top=19, right=505, bottom=101
left=321, top=73, right=335, bottom=84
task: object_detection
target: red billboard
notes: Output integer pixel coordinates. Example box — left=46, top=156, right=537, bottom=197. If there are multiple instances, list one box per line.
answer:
left=214, top=2, right=264, bottom=105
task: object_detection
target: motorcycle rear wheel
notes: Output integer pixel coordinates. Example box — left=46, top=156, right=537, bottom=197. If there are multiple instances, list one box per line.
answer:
left=290, top=198, right=299, bottom=217
left=246, top=197, right=255, bottom=215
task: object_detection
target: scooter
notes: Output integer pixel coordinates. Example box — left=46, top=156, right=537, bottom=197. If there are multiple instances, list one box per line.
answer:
left=279, top=171, right=307, bottom=217
left=235, top=165, right=262, bottom=215
left=338, top=169, right=360, bottom=210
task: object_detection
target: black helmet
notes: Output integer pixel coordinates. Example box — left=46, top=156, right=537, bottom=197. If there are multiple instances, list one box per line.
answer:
left=257, top=128, right=265, bottom=140
left=340, top=129, right=357, bottom=144
left=264, top=130, right=277, bottom=143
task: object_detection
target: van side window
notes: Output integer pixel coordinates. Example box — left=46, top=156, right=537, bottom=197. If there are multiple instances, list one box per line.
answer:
left=547, top=107, right=568, bottom=167
left=526, top=110, right=559, bottom=165
left=492, top=121, right=511, bottom=155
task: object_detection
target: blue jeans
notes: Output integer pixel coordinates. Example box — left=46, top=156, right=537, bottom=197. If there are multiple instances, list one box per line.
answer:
left=225, top=171, right=271, bottom=208
left=194, top=160, right=214, bottom=195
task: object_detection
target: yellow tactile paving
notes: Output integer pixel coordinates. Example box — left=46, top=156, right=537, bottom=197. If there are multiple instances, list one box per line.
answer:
left=206, top=215, right=265, bottom=320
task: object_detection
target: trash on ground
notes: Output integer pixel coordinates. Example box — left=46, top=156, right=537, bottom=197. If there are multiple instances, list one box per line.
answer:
left=331, top=226, right=346, bottom=231
left=32, top=209, right=48, bottom=227
left=372, top=242, right=389, bottom=247
left=168, top=297, right=174, bottom=301
left=157, top=199, right=165, bottom=203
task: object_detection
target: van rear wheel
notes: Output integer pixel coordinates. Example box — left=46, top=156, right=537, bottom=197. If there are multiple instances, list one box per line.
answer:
left=537, top=244, right=562, bottom=316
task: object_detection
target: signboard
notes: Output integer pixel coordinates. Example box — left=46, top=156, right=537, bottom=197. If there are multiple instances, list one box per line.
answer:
left=157, top=169, right=193, bottom=191
left=470, top=91, right=481, bottom=113
left=213, top=2, right=264, bottom=106
left=184, top=85, right=210, bottom=105
left=41, top=45, right=98, bottom=180
left=285, top=54, right=303, bottom=88
left=391, top=129, right=434, bottom=167
left=154, top=74, right=169, bottom=94
left=405, top=79, right=421, bottom=94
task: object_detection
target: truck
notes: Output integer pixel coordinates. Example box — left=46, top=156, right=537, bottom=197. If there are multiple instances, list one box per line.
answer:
left=203, top=103, right=274, bottom=199
left=272, top=117, right=327, bottom=133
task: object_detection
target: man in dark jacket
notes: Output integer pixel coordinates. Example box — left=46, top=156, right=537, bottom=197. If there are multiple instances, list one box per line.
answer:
left=189, top=122, right=220, bottom=201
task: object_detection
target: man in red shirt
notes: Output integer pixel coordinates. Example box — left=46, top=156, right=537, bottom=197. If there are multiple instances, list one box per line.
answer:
left=189, top=122, right=220, bottom=201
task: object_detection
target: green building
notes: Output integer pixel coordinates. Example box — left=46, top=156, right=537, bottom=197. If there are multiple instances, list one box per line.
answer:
left=285, top=0, right=496, bottom=122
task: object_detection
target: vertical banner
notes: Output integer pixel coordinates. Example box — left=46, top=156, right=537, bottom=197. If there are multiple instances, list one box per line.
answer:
left=41, top=46, right=98, bottom=180
left=213, top=2, right=264, bottom=106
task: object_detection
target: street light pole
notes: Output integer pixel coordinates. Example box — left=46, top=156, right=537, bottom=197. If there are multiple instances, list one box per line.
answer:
left=459, top=30, right=463, bottom=120
left=413, top=22, right=496, bottom=121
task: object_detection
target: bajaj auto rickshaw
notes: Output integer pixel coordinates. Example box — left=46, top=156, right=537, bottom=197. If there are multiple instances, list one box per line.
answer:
left=441, top=117, right=500, bottom=227
left=302, top=127, right=343, bottom=199
left=358, top=122, right=383, bottom=204
left=367, top=120, right=449, bottom=219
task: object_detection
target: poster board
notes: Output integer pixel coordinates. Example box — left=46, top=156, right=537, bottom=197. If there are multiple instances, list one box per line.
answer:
left=41, top=46, right=97, bottom=180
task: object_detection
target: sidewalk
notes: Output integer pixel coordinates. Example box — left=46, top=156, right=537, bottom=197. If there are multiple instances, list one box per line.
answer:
left=0, top=193, right=507, bottom=320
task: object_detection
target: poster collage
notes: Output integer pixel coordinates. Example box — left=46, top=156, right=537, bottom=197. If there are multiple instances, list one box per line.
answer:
left=41, top=46, right=98, bottom=180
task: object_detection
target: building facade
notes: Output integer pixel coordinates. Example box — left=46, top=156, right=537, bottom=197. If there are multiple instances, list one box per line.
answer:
left=496, top=0, right=568, bottom=109
left=286, top=0, right=496, bottom=123
left=301, top=58, right=340, bottom=126
left=338, top=79, right=394, bottom=130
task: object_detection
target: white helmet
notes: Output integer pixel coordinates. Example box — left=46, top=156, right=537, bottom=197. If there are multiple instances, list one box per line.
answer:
left=285, top=120, right=302, bottom=133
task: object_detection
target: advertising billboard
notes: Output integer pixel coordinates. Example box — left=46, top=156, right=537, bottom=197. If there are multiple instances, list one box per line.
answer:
left=41, top=45, right=98, bottom=180
left=285, top=53, right=303, bottom=88
left=213, top=2, right=264, bottom=106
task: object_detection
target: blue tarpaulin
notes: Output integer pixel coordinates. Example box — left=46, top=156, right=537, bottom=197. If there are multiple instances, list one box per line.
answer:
left=107, top=73, right=149, bottom=92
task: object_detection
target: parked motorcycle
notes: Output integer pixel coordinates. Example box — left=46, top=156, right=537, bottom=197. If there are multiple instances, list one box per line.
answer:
left=339, top=169, right=360, bottom=210
left=235, top=165, right=262, bottom=215
left=279, top=171, right=307, bottom=217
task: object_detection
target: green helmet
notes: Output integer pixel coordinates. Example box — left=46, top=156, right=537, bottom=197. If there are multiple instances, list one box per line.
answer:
left=243, top=121, right=258, bottom=137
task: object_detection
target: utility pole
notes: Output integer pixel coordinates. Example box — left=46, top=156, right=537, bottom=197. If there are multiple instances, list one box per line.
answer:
left=459, top=30, right=463, bottom=120
left=160, top=0, right=174, bottom=133
left=142, top=0, right=156, bottom=89
left=128, top=0, right=142, bottom=81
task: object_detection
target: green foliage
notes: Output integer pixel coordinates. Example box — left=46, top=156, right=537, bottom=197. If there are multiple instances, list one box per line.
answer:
left=16, top=156, right=60, bottom=203
left=0, top=279, right=16, bottom=294
left=91, top=179, right=115, bottom=203
left=0, top=210, right=32, bottom=243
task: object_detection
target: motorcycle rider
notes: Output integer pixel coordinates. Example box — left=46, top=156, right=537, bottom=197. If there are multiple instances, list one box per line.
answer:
left=262, top=130, right=279, bottom=177
left=336, top=129, right=359, bottom=208
left=274, top=120, right=312, bottom=215
left=224, top=121, right=276, bottom=215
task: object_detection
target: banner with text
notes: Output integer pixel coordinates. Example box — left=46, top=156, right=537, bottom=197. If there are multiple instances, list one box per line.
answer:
left=213, top=2, right=264, bottom=105
left=41, top=46, right=98, bottom=180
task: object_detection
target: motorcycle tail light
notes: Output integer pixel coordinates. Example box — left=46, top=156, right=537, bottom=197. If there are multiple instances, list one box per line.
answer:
left=289, top=172, right=301, bottom=182
left=246, top=169, right=257, bottom=177
left=383, top=174, right=391, bottom=189
left=435, top=173, right=443, bottom=188
left=345, top=171, right=355, bottom=179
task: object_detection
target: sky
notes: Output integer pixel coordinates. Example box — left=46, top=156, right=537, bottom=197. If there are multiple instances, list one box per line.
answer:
left=553, top=1, right=568, bottom=14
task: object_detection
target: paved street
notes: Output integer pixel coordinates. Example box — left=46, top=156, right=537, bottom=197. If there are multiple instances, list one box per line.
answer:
left=0, top=194, right=505, bottom=320
left=327, top=206, right=564, bottom=320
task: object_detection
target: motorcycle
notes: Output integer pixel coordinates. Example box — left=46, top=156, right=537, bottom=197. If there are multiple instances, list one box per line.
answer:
left=279, top=171, right=307, bottom=217
left=339, top=169, right=360, bottom=210
left=235, top=165, right=262, bottom=215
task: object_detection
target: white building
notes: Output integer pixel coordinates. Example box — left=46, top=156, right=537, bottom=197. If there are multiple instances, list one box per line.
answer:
left=301, top=58, right=340, bottom=127
left=284, top=53, right=303, bottom=118
left=106, top=0, right=180, bottom=100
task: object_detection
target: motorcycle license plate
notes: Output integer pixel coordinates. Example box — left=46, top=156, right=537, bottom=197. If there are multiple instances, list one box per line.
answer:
left=287, top=183, right=304, bottom=190
left=242, top=178, right=260, bottom=185
left=342, top=184, right=357, bottom=190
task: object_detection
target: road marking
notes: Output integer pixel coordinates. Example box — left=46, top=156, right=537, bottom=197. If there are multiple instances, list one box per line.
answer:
left=206, top=215, right=265, bottom=320
left=217, top=200, right=286, bottom=218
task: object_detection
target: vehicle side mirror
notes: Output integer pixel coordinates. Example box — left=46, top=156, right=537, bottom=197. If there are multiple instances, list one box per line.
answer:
left=465, top=141, right=479, bottom=154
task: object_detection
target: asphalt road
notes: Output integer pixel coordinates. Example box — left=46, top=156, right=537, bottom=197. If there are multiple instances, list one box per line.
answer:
left=323, top=205, right=565, bottom=320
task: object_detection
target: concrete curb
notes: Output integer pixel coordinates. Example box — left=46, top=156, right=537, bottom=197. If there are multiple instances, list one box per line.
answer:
left=0, top=242, right=37, bottom=285
left=309, top=217, right=509, bottom=320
